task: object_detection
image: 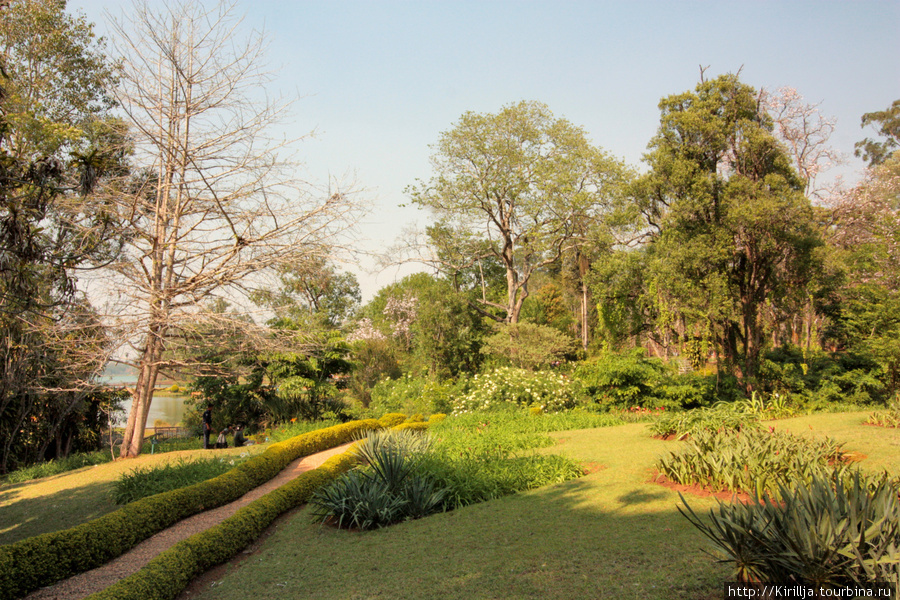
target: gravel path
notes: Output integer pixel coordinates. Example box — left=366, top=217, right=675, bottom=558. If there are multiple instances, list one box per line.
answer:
left=26, top=442, right=355, bottom=600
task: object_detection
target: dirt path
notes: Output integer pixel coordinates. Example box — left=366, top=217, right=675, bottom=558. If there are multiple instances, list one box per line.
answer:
left=26, top=442, right=355, bottom=600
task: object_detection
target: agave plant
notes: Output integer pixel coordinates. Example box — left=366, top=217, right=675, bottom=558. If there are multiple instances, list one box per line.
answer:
left=311, top=429, right=447, bottom=529
left=679, top=473, right=900, bottom=590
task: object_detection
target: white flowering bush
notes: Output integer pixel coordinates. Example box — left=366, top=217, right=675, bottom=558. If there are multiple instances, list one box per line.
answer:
left=451, top=367, right=580, bottom=414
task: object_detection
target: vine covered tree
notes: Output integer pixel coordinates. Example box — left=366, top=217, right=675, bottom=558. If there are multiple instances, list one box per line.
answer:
left=641, top=73, right=821, bottom=385
left=103, top=0, right=362, bottom=457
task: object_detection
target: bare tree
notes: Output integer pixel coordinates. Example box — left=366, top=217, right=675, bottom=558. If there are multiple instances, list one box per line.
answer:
left=762, top=87, right=843, bottom=201
left=100, top=0, right=362, bottom=458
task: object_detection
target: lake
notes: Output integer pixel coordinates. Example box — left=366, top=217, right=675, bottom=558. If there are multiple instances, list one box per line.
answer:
left=108, top=389, right=193, bottom=428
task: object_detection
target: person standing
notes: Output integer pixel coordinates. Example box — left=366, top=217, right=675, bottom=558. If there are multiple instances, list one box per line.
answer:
left=202, top=405, right=213, bottom=449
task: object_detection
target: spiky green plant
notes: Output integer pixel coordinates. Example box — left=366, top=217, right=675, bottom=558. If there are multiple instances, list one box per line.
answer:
left=679, top=473, right=900, bottom=590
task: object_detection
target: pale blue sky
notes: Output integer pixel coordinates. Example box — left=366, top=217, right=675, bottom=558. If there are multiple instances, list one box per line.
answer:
left=71, top=0, right=900, bottom=300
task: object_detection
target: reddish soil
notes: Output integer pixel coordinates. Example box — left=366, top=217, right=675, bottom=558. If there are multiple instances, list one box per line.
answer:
left=581, top=462, right=606, bottom=475
left=649, top=470, right=754, bottom=504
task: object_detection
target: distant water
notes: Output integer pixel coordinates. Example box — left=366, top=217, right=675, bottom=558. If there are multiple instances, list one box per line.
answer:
left=103, top=383, right=191, bottom=428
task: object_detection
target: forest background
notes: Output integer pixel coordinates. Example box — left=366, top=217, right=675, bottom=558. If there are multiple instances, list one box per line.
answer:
left=1, top=0, right=898, bottom=473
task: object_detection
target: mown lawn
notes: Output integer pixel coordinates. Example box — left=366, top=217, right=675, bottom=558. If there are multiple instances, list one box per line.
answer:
left=183, top=412, right=900, bottom=600
left=0, top=445, right=264, bottom=545
left=2, top=412, right=897, bottom=600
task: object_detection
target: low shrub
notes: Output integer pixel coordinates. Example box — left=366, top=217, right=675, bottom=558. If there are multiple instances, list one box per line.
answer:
left=113, top=456, right=251, bottom=505
left=865, top=402, right=900, bottom=428
left=451, top=367, right=580, bottom=414
left=86, top=447, right=361, bottom=600
left=0, top=419, right=383, bottom=600
left=648, top=404, right=760, bottom=438
left=679, top=473, right=900, bottom=588
left=369, top=374, right=464, bottom=415
left=311, top=430, right=447, bottom=530
left=656, top=427, right=849, bottom=499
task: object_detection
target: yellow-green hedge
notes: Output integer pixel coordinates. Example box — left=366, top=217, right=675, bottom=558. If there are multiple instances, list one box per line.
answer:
left=85, top=417, right=435, bottom=600
left=85, top=449, right=360, bottom=600
left=0, top=419, right=382, bottom=600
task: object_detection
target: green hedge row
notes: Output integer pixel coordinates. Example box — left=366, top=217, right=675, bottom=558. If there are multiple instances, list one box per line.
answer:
left=0, top=419, right=384, bottom=600
left=85, top=448, right=361, bottom=600
left=84, top=414, right=435, bottom=600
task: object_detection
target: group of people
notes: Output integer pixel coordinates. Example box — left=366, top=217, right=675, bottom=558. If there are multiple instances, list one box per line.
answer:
left=201, top=405, right=251, bottom=449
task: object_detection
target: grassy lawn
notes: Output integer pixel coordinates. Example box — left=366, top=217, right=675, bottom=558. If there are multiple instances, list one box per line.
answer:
left=2, top=411, right=897, bottom=599
left=184, top=411, right=900, bottom=600
left=0, top=445, right=264, bottom=545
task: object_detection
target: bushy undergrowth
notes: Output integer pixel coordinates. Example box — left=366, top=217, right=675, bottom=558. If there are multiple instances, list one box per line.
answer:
left=263, top=419, right=343, bottom=443
left=680, top=473, right=900, bottom=588
left=369, top=374, right=466, bottom=416
left=1, top=450, right=113, bottom=485
left=451, top=367, right=579, bottom=414
left=648, top=404, right=760, bottom=438
left=657, top=427, right=848, bottom=498
left=113, top=455, right=250, bottom=504
left=313, top=410, right=603, bottom=528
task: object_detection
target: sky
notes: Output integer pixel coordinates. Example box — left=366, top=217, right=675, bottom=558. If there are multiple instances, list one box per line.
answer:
left=70, top=0, right=900, bottom=302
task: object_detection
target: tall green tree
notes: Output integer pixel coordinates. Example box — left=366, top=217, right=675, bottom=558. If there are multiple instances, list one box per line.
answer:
left=641, top=73, right=821, bottom=385
left=408, top=100, right=628, bottom=323
left=0, top=0, right=121, bottom=472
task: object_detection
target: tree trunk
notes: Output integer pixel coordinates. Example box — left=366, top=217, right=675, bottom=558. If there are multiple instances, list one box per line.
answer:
left=119, top=335, right=163, bottom=458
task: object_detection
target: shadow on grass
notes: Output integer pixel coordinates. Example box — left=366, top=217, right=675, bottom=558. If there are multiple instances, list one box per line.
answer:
left=0, top=479, right=116, bottom=546
left=616, top=488, right=668, bottom=505
left=201, top=477, right=728, bottom=600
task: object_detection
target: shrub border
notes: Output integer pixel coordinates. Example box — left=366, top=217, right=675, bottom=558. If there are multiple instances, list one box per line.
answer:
left=0, top=418, right=387, bottom=600
left=84, top=415, right=433, bottom=600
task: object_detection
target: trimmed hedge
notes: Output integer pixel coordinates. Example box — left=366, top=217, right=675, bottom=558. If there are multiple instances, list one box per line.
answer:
left=0, top=419, right=382, bottom=600
left=85, top=449, right=360, bottom=600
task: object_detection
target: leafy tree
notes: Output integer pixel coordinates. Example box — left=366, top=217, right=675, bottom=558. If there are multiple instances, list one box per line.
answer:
left=640, top=73, right=821, bottom=385
left=854, top=99, right=900, bottom=167
left=480, top=321, right=577, bottom=371
left=408, top=100, right=628, bottom=323
left=255, top=258, right=361, bottom=329
left=0, top=0, right=121, bottom=472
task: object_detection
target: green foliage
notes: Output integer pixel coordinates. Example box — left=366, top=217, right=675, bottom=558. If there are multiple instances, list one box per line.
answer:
left=648, top=404, right=761, bottom=438
left=480, top=321, right=577, bottom=370
left=0, top=419, right=383, bottom=600
left=0, top=449, right=113, bottom=485
left=408, top=100, right=628, bottom=323
left=855, top=99, right=900, bottom=166
left=421, top=411, right=589, bottom=509
left=369, top=374, right=464, bottom=415
left=311, top=430, right=447, bottom=529
left=451, top=367, right=580, bottom=414
left=574, top=350, right=667, bottom=407
left=641, top=73, right=821, bottom=383
left=656, top=428, right=848, bottom=499
left=85, top=446, right=361, bottom=600
left=679, top=473, right=900, bottom=587
left=113, top=456, right=251, bottom=505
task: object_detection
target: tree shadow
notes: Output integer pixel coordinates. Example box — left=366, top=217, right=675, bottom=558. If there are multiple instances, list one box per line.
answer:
left=0, top=479, right=116, bottom=545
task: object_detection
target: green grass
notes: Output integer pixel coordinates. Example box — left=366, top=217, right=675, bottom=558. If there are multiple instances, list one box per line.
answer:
left=184, top=412, right=900, bottom=600
left=0, top=445, right=264, bottom=545
left=3, top=411, right=898, bottom=599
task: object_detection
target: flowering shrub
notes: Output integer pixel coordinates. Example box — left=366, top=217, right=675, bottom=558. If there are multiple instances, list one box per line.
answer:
left=451, top=367, right=580, bottom=414
left=370, top=374, right=464, bottom=415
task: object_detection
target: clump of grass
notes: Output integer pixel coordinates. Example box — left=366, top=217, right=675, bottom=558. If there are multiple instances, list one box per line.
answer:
left=421, top=410, right=591, bottom=508
left=648, top=404, right=760, bottom=439
left=656, top=427, right=848, bottom=499
left=1, top=450, right=113, bottom=485
left=113, top=455, right=249, bottom=504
